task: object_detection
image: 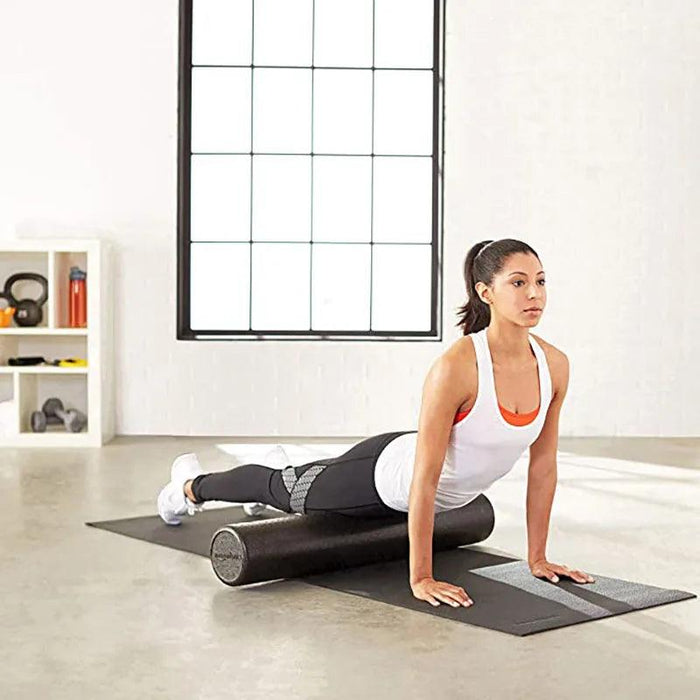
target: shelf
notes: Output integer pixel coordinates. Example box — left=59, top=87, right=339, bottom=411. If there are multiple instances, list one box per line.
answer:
left=0, top=366, right=88, bottom=374
left=0, top=239, right=113, bottom=447
left=0, top=328, right=88, bottom=335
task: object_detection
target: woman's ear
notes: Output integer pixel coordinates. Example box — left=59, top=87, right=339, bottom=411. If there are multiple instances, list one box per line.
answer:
left=474, top=282, right=490, bottom=305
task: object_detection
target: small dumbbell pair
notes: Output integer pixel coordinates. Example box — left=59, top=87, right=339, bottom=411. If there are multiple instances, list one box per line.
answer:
left=31, top=398, right=87, bottom=433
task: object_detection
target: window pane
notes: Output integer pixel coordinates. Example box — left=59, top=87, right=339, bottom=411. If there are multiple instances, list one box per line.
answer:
left=251, top=244, right=310, bottom=330
left=313, top=156, right=371, bottom=242
left=183, top=0, right=442, bottom=338
left=313, top=70, right=372, bottom=154
left=312, top=244, right=371, bottom=330
left=190, top=155, right=251, bottom=242
left=252, top=156, right=311, bottom=241
left=375, top=0, right=434, bottom=68
left=372, top=244, right=432, bottom=331
left=191, top=243, right=250, bottom=330
left=192, top=0, right=252, bottom=65
left=373, top=157, right=432, bottom=243
left=253, top=68, right=311, bottom=153
left=191, top=68, right=251, bottom=152
left=374, top=70, right=433, bottom=155
left=253, top=0, right=313, bottom=66
left=314, top=0, right=373, bottom=67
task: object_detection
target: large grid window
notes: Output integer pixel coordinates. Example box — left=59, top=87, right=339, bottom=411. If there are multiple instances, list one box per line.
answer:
left=177, top=0, right=445, bottom=340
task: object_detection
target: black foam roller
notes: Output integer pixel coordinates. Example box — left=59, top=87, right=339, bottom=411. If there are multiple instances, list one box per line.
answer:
left=210, top=494, right=495, bottom=586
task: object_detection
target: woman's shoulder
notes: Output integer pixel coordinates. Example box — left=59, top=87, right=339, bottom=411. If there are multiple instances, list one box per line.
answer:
left=530, top=333, right=569, bottom=395
left=447, top=334, right=476, bottom=365
left=441, top=336, right=478, bottom=390
left=530, top=333, right=568, bottom=365
left=445, top=332, right=568, bottom=368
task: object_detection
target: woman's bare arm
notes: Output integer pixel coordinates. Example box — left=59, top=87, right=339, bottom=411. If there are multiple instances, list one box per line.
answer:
left=408, top=350, right=471, bottom=584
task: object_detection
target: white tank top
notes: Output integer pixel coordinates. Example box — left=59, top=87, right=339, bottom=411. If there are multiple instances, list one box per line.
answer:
left=374, top=328, right=553, bottom=513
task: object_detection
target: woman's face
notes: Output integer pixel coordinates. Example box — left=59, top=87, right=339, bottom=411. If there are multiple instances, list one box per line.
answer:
left=477, top=253, right=546, bottom=326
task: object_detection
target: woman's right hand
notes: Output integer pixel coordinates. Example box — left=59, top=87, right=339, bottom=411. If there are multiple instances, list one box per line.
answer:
left=411, top=577, right=473, bottom=608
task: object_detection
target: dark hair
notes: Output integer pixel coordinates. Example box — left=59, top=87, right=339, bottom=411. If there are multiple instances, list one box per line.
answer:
left=455, top=238, right=541, bottom=335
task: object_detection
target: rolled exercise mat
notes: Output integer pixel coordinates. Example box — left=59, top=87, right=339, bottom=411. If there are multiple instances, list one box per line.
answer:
left=210, top=493, right=495, bottom=586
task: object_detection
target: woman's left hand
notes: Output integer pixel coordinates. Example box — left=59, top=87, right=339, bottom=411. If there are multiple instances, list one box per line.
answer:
left=529, top=558, right=595, bottom=584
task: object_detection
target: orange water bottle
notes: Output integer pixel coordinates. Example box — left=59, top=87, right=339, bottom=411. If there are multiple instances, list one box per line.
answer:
left=69, top=266, right=87, bottom=328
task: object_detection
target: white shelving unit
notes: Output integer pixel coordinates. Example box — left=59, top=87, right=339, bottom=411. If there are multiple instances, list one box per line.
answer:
left=0, top=239, right=114, bottom=447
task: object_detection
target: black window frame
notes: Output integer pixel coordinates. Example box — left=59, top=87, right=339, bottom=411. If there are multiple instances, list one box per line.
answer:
left=177, top=0, right=446, bottom=341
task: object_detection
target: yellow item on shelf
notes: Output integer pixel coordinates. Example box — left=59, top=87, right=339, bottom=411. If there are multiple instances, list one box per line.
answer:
left=56, top=358, right=87, bottom=368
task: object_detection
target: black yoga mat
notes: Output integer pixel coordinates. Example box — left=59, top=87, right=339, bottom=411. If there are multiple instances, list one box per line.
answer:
left=86, top=506, right=696, bottom=637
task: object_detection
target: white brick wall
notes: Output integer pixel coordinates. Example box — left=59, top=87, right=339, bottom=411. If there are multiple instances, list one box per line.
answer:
left=0, top=1, right=697, bottom=437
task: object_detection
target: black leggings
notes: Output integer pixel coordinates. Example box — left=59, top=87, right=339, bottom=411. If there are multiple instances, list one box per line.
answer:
left=190, top=430, right=415, bottom=518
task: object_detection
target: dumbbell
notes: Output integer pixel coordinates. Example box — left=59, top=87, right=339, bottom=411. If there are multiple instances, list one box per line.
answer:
left=31, top=398, right=87, bottom=433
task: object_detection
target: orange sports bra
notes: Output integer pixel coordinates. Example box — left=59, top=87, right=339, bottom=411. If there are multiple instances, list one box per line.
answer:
left=454, top=403, right=540, bottom=427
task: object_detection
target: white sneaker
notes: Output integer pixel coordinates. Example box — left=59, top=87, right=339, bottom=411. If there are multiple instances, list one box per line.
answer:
left=264, top=444, right=290, bottom=470
left=244, top=444, right=291, bottom=515
left=157, top=453, right=206, bottom=526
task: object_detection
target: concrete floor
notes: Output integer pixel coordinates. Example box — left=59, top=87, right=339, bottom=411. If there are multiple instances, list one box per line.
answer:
left=3, top=436, right=699, bottom=699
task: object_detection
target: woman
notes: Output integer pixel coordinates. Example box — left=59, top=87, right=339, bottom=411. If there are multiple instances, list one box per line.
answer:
left=157, top=238, right=595, bottom=607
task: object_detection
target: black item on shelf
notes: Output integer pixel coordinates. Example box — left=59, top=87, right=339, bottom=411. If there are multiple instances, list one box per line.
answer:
left=3, top=272, right=49, bottom=327
left=8, top=356, right=46, bottom=366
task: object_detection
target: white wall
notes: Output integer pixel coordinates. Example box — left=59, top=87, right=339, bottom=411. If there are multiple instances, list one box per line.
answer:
left=0, top=0, right=698, bottom=437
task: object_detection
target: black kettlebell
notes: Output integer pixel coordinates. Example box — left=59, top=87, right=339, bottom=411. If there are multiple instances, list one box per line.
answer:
left=3, top=273, right=49, bottom=327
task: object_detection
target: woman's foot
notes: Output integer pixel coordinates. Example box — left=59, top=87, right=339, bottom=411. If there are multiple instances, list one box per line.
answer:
left=157, top=453, right=206, bottom=525
left=183, top=479, right=197, bottom=503
left=265, top=444, right=290, bottom=470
